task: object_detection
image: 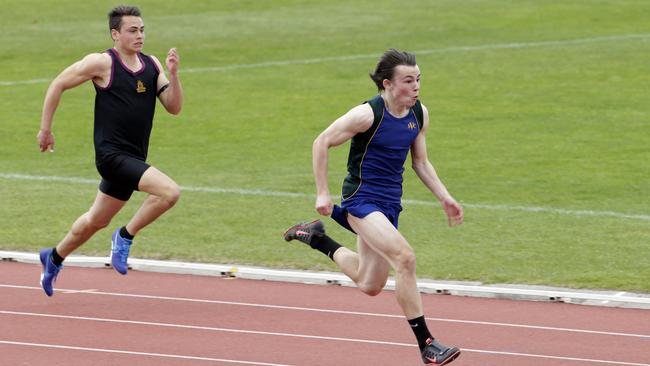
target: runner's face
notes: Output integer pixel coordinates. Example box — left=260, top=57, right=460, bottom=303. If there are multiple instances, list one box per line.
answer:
left=112, top=16, right=145, bottom=52
left=385, top=65, right=420, bottom=108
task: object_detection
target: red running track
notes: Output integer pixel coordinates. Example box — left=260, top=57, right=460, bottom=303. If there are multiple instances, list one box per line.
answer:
left=0, top=261, right=648, bottom=366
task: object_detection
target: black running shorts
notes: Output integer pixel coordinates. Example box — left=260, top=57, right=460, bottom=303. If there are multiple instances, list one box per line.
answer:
left=96, top=154, right=150, bottom=201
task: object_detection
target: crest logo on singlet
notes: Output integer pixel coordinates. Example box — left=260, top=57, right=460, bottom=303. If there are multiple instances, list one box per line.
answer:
left=407, top=121, right=417, bottom=129
left=136, top=80, right=146, bottom=93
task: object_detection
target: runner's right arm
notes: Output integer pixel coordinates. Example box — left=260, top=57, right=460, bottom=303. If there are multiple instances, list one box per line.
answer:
left=312, top=103, right=374, bottom=216
left=38, top=53, right=110, bottom=152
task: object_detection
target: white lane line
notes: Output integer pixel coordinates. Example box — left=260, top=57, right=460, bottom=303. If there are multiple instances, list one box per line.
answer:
left=462, top=348, right=650, bottom=366
left=1, top=312, right=648, bottom=366
left=2, top=33, right=649, bottom=86
left=1, top=172, right=648, bottom=221
left=60, top=288, right=98, bottom=294
left=0, top=310, right=409, bottom=347
left=0, top=340, right=296, bottom=366
left=1, top=284, right=648, bottom=339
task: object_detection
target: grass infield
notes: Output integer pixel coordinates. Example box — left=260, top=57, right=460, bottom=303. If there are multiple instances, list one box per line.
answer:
left=1, top=0, right=649, bottom=292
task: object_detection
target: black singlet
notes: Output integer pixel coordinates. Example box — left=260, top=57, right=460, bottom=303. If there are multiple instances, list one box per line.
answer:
left=93, top=48, right=160, bottom=164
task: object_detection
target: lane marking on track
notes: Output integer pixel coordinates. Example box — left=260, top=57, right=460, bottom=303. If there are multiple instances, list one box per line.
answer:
left=1, top=312, right=648, bottom=366
left=2, top=33, right=650, bottom=86
left=0, top=340, right=296, bottom=366
left=1, top=285, right=648, bottom=339
left=60, top=288, right=98, bottom=294
left=1, top=172, right=648, bottom=221
left=462, top=348, right=649, bottom=366
left=0, top=310, right=409, bottom=346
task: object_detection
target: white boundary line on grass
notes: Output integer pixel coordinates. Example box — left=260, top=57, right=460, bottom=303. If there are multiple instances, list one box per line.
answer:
left=182, top=33, right=650, bottom=74
left=1, top=312, right=648, bottom=366
left=2, top=33, right=650, bottom=86
left=1, top=172, right=649, bottom=221
left=0, top=78, right=51, bottom=87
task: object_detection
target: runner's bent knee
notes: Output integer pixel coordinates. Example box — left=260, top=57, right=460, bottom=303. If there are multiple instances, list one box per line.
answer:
left=383, top=242, right=416, bottom=274
left=161, top=182, right=181, bottom=207
left=358, top=279, right=386, bottom=296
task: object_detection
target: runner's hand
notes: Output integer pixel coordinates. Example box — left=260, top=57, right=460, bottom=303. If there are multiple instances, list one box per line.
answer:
left=166, top=48, right=179, bottom=75
left=443, top=198, right=463, bottom=227
left=315, top=194, right=333, bottom=216
left=37, top=130, right=55, bottom=152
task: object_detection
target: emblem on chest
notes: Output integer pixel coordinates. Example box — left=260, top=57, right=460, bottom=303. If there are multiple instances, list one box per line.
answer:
left=136, top=80, right=146, bottom=93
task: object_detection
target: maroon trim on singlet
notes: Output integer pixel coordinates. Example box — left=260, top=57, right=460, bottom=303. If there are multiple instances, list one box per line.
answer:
left=92, top=51, right=115, bottom=91
left=148, top=54, right=161, bottom=74
left=145, top=54, right=166, bottom=96
left=110, top=48, right=146, bottom=76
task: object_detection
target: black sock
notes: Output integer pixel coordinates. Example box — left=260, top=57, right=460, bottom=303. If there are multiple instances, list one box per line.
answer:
left=120, top=226, right=134, bottom=240
left=408, top=316, right=433, bottom=351
left=51, top=247, right=65, bottom=266
left=310, top=235, right=342, bottom=261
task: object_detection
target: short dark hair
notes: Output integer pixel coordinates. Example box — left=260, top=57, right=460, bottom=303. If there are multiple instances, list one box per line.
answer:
left=108, top=5, right=141, bottom=32
left=369, top=49, right=417, bottom=90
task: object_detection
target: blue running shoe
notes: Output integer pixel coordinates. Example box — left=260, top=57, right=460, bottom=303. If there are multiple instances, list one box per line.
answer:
left=111, top=228, right=132, bottom=275
left=39, top=248, right=63, bottom=297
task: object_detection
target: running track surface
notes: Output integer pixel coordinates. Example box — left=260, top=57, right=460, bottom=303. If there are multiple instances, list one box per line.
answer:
left=1, top=261, right=648, bottom=366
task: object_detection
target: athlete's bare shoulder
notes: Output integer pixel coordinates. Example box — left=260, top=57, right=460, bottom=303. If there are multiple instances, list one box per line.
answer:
left=343, top=103, right=374, bottom=133
left=83, top=52, right=111, bottom=70
left=73, top=52, right=112, bottom=86
left=67, top=52, right=112, bottom=78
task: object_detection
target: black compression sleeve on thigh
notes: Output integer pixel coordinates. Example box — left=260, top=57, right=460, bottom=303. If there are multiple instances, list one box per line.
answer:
left=311, top=235, right=342, bottom=261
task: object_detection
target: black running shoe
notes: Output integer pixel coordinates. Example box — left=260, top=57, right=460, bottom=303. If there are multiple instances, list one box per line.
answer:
left=283, top=220, right=325, bottom=246
left=421, top=338, right=461, bottom=365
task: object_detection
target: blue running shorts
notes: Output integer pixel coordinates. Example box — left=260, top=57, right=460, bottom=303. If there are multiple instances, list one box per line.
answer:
left=331, top=199, right=402, bottom=233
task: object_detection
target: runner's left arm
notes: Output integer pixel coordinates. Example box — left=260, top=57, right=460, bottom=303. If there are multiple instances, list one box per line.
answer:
left=152, top=48, right=183, bottom=115
left=410, top=104, right=463, bottom=227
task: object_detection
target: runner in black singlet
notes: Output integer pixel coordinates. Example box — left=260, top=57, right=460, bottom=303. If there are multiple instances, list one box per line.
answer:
left=94, top=47, right=160, bottom=201
left=36, top=5, right=183, bottom=296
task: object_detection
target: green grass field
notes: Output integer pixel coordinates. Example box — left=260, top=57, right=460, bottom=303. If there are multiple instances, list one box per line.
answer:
left=1, top=0, right=649, bottom=292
